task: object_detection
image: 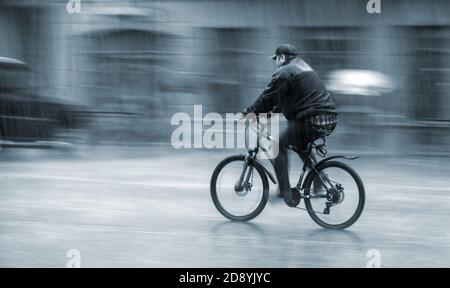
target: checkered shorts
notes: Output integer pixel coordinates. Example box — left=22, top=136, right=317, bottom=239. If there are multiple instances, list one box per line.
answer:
left=306, top=114, right=338, bottom=136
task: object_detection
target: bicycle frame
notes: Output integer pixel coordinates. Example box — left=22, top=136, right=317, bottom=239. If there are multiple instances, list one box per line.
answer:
left=239, top=115, right=319, bottom=191
left=236, top=114, right=358, bottom=197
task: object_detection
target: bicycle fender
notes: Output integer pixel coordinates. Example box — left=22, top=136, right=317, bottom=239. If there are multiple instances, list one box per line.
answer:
left=251, top=158, right=277, bottom=184
left=314, top=155, right=360, bottom=168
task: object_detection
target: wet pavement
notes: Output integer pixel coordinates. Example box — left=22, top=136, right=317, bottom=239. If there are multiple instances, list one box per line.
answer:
left=0, top=147, right=449, bottom=267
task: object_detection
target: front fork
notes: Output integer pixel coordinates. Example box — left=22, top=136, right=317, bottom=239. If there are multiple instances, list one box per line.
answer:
left=234, top=153, right=255, bottom=192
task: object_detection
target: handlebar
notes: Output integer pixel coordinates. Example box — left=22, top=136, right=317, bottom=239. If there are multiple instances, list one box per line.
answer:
left=240, top=112, right=273, bottom=120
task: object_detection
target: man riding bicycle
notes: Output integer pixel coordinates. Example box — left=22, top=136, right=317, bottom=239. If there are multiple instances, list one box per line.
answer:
left=244, top=44, right=338, bottom=207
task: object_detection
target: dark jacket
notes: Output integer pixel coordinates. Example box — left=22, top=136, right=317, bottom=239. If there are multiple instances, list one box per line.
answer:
left=247, top=58, right=337, bottom=121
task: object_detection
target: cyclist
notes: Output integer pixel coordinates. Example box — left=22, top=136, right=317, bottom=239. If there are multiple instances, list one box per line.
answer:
left=244, top=44, right=338, bottom=207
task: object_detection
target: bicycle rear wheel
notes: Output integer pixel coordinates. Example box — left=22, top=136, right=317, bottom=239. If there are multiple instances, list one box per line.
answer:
left=303, top=161, right=365, bottom=229
left=210, top=155, right=269, bottom=222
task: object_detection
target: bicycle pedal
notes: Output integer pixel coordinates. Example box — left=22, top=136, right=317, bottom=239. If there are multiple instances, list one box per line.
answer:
left=323, top=202, right=332, bottom=215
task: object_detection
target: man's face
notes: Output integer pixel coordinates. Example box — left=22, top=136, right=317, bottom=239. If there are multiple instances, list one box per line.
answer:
left=275, top=54, right=285, bottom=67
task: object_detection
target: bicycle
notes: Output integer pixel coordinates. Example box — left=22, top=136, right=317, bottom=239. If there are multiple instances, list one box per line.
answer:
left=210, top=113, right=365, bottom=230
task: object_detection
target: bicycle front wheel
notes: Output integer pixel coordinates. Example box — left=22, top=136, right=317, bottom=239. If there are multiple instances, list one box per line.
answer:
left=210, top=155, right=269, bottom=222
left=303, top=161, right=365, bottom=229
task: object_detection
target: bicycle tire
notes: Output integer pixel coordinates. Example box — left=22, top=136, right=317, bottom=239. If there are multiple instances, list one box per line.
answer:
left=303, top=161, right=365, bottom=229
left=210, top=155, right=269, bottom=222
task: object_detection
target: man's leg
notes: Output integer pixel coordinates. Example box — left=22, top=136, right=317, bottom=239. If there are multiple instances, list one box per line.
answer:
left=274, top=129, right=290, bottom=198
left=273, top=121, right=303, bottom=205
left=301, top=119, right=337, bottom=195
left=295, top=122, right=316, bottom=163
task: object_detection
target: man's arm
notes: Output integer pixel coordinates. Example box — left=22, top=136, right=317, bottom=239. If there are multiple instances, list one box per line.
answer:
left=246, top=70, right=289, bottom=114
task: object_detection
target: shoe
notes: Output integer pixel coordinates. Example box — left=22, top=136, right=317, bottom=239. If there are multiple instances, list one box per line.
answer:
left=284, top=188, right=301, bottom=207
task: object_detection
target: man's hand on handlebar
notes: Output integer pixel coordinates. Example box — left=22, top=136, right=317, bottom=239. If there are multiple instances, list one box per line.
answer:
left=272, top=105, right=282, bottom=113
left=241, top=106, right=253, bottom=119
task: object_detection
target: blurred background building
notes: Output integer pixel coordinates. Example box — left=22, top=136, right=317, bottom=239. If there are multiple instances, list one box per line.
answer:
left=0, top=0, right=450, bottom=155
